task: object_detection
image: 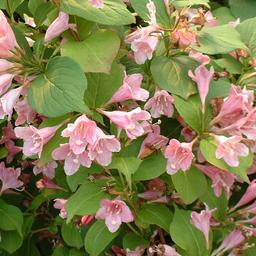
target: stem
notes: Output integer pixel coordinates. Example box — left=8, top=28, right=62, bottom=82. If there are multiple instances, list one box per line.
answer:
left=6, top=0, right=15, bottom=23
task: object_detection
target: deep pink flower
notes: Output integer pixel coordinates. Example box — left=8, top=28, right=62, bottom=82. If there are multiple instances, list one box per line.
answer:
left=144, top=90, right=174, bottom=118
left=0, top=10, right=18, bottom=58
left=181, top=126, right=197, bottom=142
left=52, top=143, right=91, bottom=175
left=189, top=50, right=210, bottom=65
left=0, top=87, right=23, bottom=120
left=45, top=12, right=70, bottom=42
left=14, top=125, right=59, bottom=157
left=33, top=161, right=57, bottom=179
left=61, top=115, right=97, bottom=154
left=80, top=215, right=94, bottom=225
left=0, top=122, right=16, bottom=144
left=164, top=139, right=194, bottom=175
left=234, top=180, right=256, bottom=209
left=53, top=198, right=68, bottom=219
left=96, top=198, right=134, bottom=232
left=196, top=164, right=235, bottom=198
left=0, top=162, right=23, bottom=194
left=215, top=135, right=249, bottom=167
left=89, top=0, right=104, bottom=8
left=36, top=176, right=61, bottom=191
left=5, top=140, right=22, bottom=163
left=109, top=72, right=149, bottom=103
left=188, top=65, right=214, bottom=112
left=213, top=230, right=245, bottom=255
left=102, top=107, right=151, bottom=140
left=88, top=128, right=121, bottom=166
left=191, top=204, right=215, bottom=249
left=0, top=74, right=14, bottom=96
left=204, top=11, right=218, bottom=27
left=138, top=124, right=168, bottom=158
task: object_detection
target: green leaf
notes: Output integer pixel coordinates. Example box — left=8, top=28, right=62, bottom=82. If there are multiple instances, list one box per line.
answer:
left=28, top=56, right=88, bottom=118
left=84, top=220, right=119, bottom=256
left=69, top=249, right=85, bottom=256
left=212, top=7, right=235, bottom=25
left=61, top=223, right=83, bottom=249
left=17, top=237, right=41, bottom=256
left=66, top=181, right=108, bottom=222
left=108, top=156, right=142, bottom=189
left=85, top=62, right=124, bottom=108
left=200, top=138, right=252, bottom=182
left=130, top=0, right=169, bottom=27
left=137, top=204, right=173, bottom=232
left=206, top=79, right=231, bottom=100
left=229, top=0, right=256, bottom=21
left=61, top=30, right=120, bottom=73
left=34, top=2, right=55, bottom=26
left=123, top=233, right=149, bottom=251
left=0, top=230, right=23, bottom=254
left=170, top=208, right=208, bottom=256
left=28, top=0, right=45, bottom=15
left=133, top=153, right=167, bottom=181
left=0, top=201, right=23, bottom=236
left=213, top=55, right=243, bottom=74
left=4, top=0, right=24, bottom=15
left=171, top=0, right=210, bottom=8
left=52, top=247, right=69, bottom=256
left=194, top=25, right=247, bottom=54
left=61, top=0, right=135, bottom=26
left=171, top=166, right=207, bottom=205
left=151, top=56, right=197, bottom=99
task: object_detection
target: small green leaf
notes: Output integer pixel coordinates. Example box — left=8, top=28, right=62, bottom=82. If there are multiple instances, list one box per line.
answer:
left=212, top=7, right=235, bottom=25
left=151, top=56, right=197, bottom=99
left=214, top=56, right=243, bottom=74
left=171, top=0, right=210, bottom=8
left=28, top=56, right=88, bottom=118
left=4, top=0, right=24, bottom=15
left=84, top=220, right=119, bottom=256
left=61, top=30, right=120, bottom=73
left=171, top=166, right=208, bottom=204
left=123, top=233, right=149, bottom=251
left=229, top=0, right=256, bottom=21
left=52, top=247, right=69, bottom=256
left=0, top=230, right=23, bottom=254
left=137, top=204, right=173, bottom=232
left=61, top=223, right=83, bottom=249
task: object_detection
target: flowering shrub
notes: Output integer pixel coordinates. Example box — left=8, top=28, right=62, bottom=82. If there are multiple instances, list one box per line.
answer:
left=1, top=0, right=256, bottom=255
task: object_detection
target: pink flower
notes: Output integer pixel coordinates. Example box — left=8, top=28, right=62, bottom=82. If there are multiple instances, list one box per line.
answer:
left=80, top=215, right=94, bottom=225
left=213, top=230, right=245, bottom=255
left=14, top=125, right=59, bottom=157
left=14, top=97, right=37, bottom=126
left=204, top=11, right=218, bottom=27
left=215, top=135, right=249, bottom=167
left=24, top=14, right=36, bottom=27
left=88, top=128, right=121, bottom=166
left=33, top=161, right=57, bottom=179
left=148, top=245, right=181, bottom=256
left=61, top=115, right=97, bottom=154
left=0, top=59, right=13, bottom=72
left=52, top=143, right=92, bottom=175
left=0, top=87, right=23, bottom=120
left=0, top=10, right=18, bottom=58
left=53, top=198, right=68, bottom=219
left=138, top=124, right=168, bottom=158
left=109, top=72, right=149, bottom=103
left=96, top=198, right=134, bottom=232
left=144, top=90, right=174, bottom=118
left=171, top=28, right=197, bottom=49
left=102, top=107, right=151, bottom=140
left=0, top=123, right=16, bottom=144
left=196, top=164, right=235, bottom=198
left=126, top=246, right=145, bottom=256
left=0, top=162, right=23, bottom=194
left=0, top=74, right=14, bottom=96
left=234, top=180, right=256, bottom=209
left=5, top=140, right=22, bottom=163
left=188, top=65, right=214, bottom=112
left=239, top=109, right=256, bottom=140
left=189, top=50, right=210, bottom=65
left=89, top=0, right=104, bottom=8
left=45, top=12, right=70, bottom=42
left=191, top=204, right=215, bottom=249
left=181, top=126, right=197, bottom=142
left=164, top=139, right=194, bottom=175
left=36, top=176, right=61, bottom=191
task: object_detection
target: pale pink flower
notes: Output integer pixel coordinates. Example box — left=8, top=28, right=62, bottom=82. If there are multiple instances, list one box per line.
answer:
left=14, top=97, right=37, bottom=126
left=109, top=72, right=149, bottom=103
left=89, top=0, right=104, bottom=8
left=229, top=18, right=240, bottom=28
left=53, top=198, right=68, bottom=219
left=0, top=87, right=23, bottom=120
left=239, top=109, right=256, bottom=140
left=215, top=135, right=249, bottom=167
left=0, top=162, right=23, bottom=194
left=36, top=176, right=61, bottom=191
left=144, top=90, right=174, bottom=118
left=191, top=204, right=215, bottom=249
left=25, top=36, right=35, bottom=47
left=126, top=246, right=145, bottom=256
left=96, top=198, right=134, bottom=232
left=61, top=115, right=97, bottom=154
left=102, top=107, right=151, bottom=140
left=0, top=74, right=14, bottom=96
left=5, top=140, right=22, bottom=163
left=213, top=230, right=245, bottom=255
left=204, top=11, right=218, bottom=27
left=188, top=65, right=214, bottom=112
left=138, top=124, right=168, bottom=158
left=0, top=10, right=18, bottom=58
left=171, top=28, right=197, bottom=49
left=33, top=161, right=57, bottom=179
left=52, top=143, right=91, bottom=175
left=239, top=200, right=256, bottom=215
left=0, top=59, right=13, bottom=72
left=148, top=245, right=181, bottom=256
left=196, top=164, right=235, bottom=198
left=45, top=12, right=70, bottom=42
left=164, top=139, right=194, bottom=175
left=24, top=14, right=36, bottom=27
left=88, top=128, right=121, bottom=166
left=234, top=180, right=256, bottom=209
left=189, top=50, right=210, bottom=65
left=14, top=125, right=59, bottom=157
